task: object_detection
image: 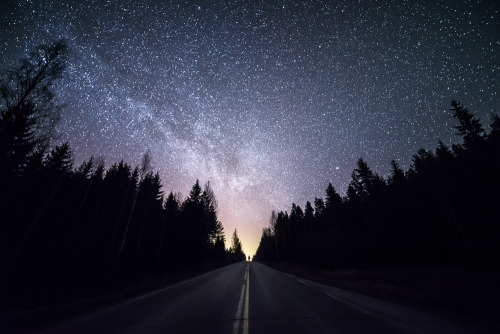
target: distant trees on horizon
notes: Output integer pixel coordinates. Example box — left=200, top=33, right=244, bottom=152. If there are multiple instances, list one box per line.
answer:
left=3, top=38, right=498, bottom=307
left=230, top=228, right=246, bottom=262
left=0, top=41, right=245, bottom=307
left=255, top=101, right=500, bottom=270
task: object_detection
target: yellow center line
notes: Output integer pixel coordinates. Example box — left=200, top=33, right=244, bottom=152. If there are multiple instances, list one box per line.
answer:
left=243, top=267, right=249, bottom=334
left=233, top=285, right=245, bottom=334
left=233, top=263, right=250, bottom=334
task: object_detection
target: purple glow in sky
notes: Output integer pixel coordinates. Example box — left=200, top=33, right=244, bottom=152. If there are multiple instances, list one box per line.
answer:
left=1, top=0, right=498, bottom=256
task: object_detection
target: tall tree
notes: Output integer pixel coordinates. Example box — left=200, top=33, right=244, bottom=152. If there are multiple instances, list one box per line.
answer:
left=388, top=160, right=405, bottom=186
left=0, top=40, right=67, bottom=177
left=325, top=183, right=342, bottom=209
left=188, top=180, right=202, bottom=205
left=451, top=100, right=485, bottom=148
left=313, top=198, right=325, bottom=219
left=269, top=210, right=279, bottom=260
left=348, top=158, right=383, bottom=202
left=44, top=142, right=73, bottom=174
left=304, top=201, right=314, bottom=231
left=179, top=180, right=209, bottom=263
left=201, top=181, right=220, bottom=245
left=230, top=229, right=245, bottom=262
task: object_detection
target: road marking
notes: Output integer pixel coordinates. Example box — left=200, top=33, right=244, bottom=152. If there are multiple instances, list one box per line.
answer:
left=297, top=279, right=311, bottom=286
left=233, top=284, right=245, bottom=334
left=325, top=292, right=382, bottom=319
left=244, top=268, right=249, bottom=334
left=233, top=263, right=250, bottom=334
left=104, top=264, right=230, bottom=309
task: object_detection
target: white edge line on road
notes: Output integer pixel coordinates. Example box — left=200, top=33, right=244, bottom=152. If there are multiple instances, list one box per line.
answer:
left=41, top=264, right=235, bottom=333
left=297, top=279, right=311, bottom=286
left=325, top=292, right=384, bottom=319
left=122, top=264, right=230, bottom=306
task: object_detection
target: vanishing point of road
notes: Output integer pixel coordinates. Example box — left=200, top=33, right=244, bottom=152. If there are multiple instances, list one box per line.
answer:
left=38, top=261, right=495, bottom=334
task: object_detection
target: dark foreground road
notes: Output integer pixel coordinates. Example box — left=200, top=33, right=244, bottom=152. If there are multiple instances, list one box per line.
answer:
left=32, top=262, right=495, bottom=334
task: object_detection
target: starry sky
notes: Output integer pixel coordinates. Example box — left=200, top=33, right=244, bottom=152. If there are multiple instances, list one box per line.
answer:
left=1, top=0, right=499, bottom=256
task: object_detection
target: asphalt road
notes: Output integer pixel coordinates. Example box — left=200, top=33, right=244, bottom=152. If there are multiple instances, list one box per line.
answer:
left=38, top=261, right=495, bottom=334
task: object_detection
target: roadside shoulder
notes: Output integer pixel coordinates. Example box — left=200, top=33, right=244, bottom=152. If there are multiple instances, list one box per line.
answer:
left=257, top=261, right=500, bottom=332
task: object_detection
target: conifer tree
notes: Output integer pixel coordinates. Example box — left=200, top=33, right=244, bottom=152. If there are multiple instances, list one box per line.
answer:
left=0, top=40, right=66, bottom=178
left=451, top=100, right=485, bottom=148
left=230, top=229, right=245, bottom=262
left=304, top=201, right=314, bottom=230
left=45, top=142, right=73, bottom=174
left=325, top=183, right=342, bottom=212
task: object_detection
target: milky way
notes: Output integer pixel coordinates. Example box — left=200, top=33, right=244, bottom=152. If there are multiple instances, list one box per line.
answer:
left=1, top=0, right=499, bottom=255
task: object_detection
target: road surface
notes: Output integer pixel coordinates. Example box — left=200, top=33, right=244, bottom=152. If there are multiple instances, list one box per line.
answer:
left=36, top=261, right=495, bottom=333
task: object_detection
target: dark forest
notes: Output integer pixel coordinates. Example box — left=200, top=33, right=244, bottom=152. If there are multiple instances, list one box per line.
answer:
left=2, top=39, right=499, bottom=310
left=255, top=100, right=500, bottom=270
left=0, top=41, right=246, bottom=307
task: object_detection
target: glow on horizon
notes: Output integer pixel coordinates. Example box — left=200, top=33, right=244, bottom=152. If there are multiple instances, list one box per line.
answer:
left=1, top=0, right=498, bottom=260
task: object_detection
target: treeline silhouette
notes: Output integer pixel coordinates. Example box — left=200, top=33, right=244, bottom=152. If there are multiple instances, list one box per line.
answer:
left=255, top=101, right=500, bottom=270
left=0, top=41, right=245, bottom=306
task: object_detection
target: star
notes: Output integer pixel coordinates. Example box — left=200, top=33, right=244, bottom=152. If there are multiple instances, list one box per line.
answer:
left=1, top=0, right=498, bottom=256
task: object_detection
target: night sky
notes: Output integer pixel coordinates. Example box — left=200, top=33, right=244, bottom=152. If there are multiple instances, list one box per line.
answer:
left=1, top=0, right=498, bottom=256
